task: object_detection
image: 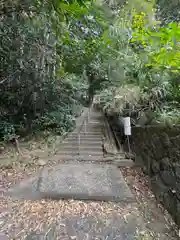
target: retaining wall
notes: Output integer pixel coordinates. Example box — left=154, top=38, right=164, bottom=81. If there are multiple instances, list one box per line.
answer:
left=125, top=125, right=180, bottom=225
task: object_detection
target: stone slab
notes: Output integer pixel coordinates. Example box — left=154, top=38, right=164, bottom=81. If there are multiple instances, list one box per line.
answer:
left=7, top=163, right=134, bottom=201
left=38, top=163, right=134, bottom=202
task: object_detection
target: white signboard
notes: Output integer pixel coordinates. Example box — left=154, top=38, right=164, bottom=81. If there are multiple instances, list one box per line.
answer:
left=123, top=117, right=131, bottom=136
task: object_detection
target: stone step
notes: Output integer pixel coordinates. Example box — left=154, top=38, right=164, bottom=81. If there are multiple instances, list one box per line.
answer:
left=80, top=151, right=103, bottom=156
left=38, top=163, right=135, bottom=202
left=76, top=122, right=102, bottom=127
left=80, top=128, right=103, bottom=133
left=56, top=156, right=134, bottom=167
left=64, top=136, right=102, bottom=142
left=61, top=145, right=102, bottom=151
left=58, top=149, right=103, bottom=154
left=71, top=132, right=102, bottom=136
left=81, top=124, right=102, bottom=127
left=62, top=140, right=102, bottom=145
left=90, top=114, right=104, bottom=117
left=57, top=150, right=103, bottom=156
left=7, top=163, right=135, bottom=202
left=86, top=121, right=102, bottom=124
left=83, top=131, right=103, bottom=135
left=87, top=120, right=103, bottom=123
left=71, top=129, right=102, bottom=133
left=89, top=115, right=103, bottom=119
left=71, top=133, right=103, bottom=138
left=88, top=120, right=103, bottom=123
left=76, top=122, right=103, bottom=129
left=54, top=155, right=103, bottom=161
left=57, top=157, right=134, bottom=167
left=103, top=155, right=125, bottom=160
left=69, top=136, right=103, bottom=141
left=86, top=122, right=102, bottom=125
left=66, top=136, right=102, bottom=141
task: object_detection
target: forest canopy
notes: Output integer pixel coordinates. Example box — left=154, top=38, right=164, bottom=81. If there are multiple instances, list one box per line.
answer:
left=0, top=0, right=180, bottom=141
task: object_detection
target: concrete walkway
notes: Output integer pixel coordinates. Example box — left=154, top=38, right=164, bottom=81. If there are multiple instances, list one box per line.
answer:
left=5, top=107, right=148, bottom=239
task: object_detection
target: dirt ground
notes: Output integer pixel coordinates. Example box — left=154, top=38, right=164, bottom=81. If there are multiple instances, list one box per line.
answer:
left=121, top=167, right=179, bottom=240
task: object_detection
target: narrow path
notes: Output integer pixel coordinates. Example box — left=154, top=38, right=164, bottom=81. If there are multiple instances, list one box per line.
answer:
left=0, top=107, right=177, bottom=239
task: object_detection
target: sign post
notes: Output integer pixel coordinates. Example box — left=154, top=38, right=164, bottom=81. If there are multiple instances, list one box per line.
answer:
left=123, top=117, right=131, bottom=155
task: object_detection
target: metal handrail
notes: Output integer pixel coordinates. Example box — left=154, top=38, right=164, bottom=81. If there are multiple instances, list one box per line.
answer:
left=77, top=108, right=90, bottom=155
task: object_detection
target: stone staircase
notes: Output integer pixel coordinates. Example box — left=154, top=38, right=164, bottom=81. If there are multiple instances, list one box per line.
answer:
left=54, top=108, right=103, bottom=161
left=7, top=107, right=134, bottom=201
left=4, top=106, right=145, bottom=240
left=54, top=107, right=133, bottom=166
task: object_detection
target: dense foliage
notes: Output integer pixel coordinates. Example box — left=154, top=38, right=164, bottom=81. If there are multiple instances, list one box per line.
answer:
left=0, top=0, right=91, bottom=141
left=0, top=0, right=180, bottom=141
left=97, top=1, right=180, bottom=126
